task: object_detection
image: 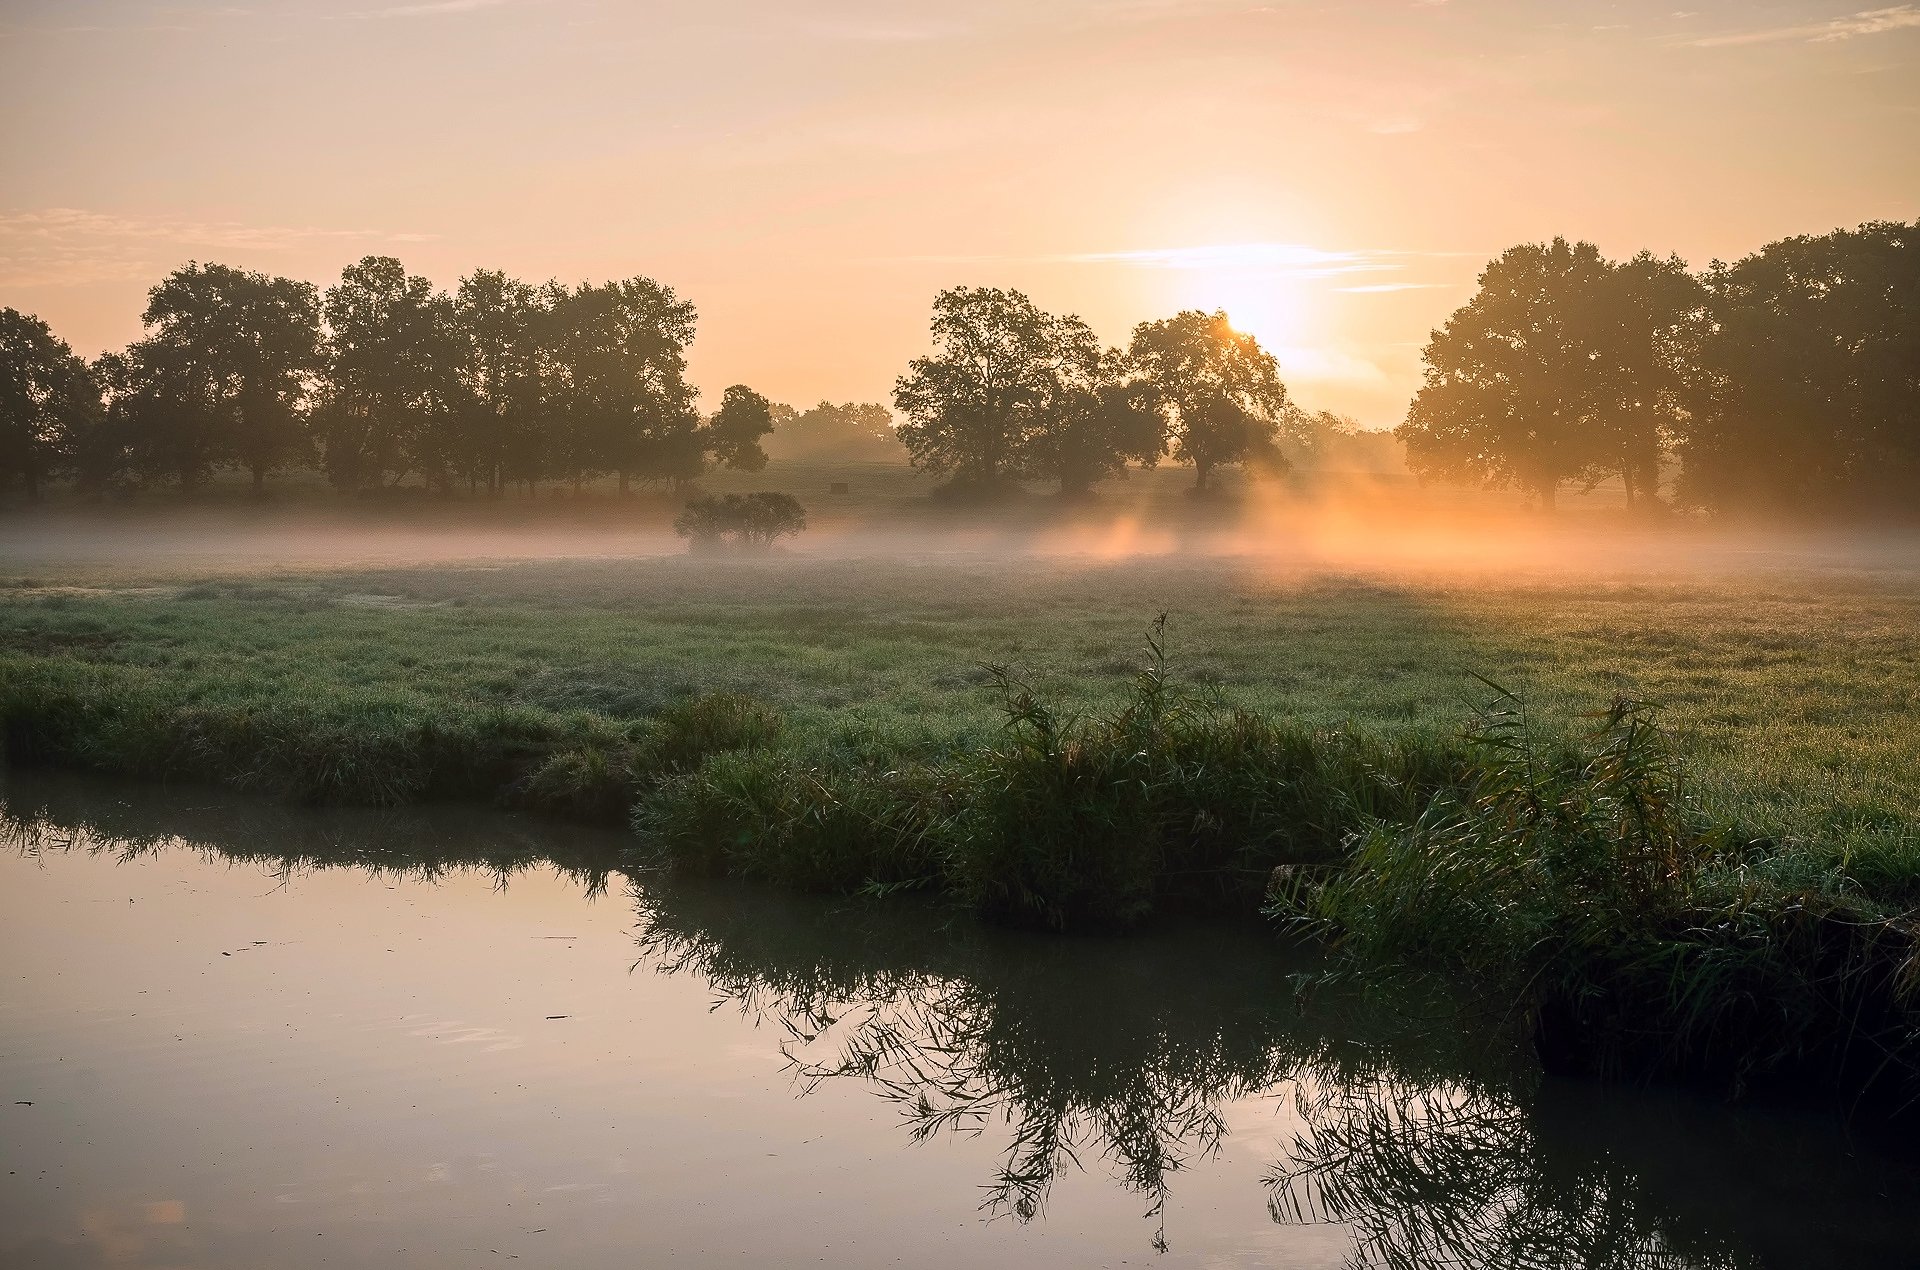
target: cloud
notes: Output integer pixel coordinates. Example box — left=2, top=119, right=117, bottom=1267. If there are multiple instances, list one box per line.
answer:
left=344, top=0, right=519, bottom=17
left=1334, top=281, right=1463, bottom=293
left=1684, top=4, right=1920, bottom=47
left=1055, top=242, right=1405, bottom=276
left=0, top=207, right=435, bottom=288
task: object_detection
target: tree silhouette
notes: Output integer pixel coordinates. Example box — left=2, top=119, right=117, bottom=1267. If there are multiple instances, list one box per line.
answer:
left=1021, top=329, right=1163, bottom=497
left=1128, top=310, right=1290, bottom=493
left=764, top=400, right=902, bottom=463
left=1396, top=240, right=1620, bottom=510
left=894, top=286, right=1060, bottom=490
left=549, top=277, right=700, bottom=493
left=130, top=263, right=322, bottom=495
left=316, top=256, right=464, bottom=490
left=1678, top=220, right=1919, bottom=516
left=453, top=269, right=552, bottom=496
left=703, top=384, right=775, bottom=474
left=0, top=308, right=100, bottom=499
left=674, top=491, right=807, bottom=551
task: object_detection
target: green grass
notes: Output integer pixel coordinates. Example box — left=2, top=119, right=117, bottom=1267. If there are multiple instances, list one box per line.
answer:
left=3, top=546, right=1917, bottom=836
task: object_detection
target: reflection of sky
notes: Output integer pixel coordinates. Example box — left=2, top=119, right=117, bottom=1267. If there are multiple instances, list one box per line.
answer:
left=0, top=816, right=1338, bottom=1267
left=2, top=1, right=1914, bottom=427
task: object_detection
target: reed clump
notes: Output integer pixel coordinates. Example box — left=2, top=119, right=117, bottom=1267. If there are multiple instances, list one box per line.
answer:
left=1269, top=687, right=1920, bottom=1116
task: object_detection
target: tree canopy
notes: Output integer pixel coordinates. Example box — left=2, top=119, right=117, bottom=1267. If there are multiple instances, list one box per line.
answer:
left=1127, top=310, right=1291, bottom=492
left=0, top=309, right=98, bottom=498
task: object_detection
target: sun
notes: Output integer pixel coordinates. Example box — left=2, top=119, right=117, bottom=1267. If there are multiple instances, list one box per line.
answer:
left=1177, top=267, right=1313, bottom=361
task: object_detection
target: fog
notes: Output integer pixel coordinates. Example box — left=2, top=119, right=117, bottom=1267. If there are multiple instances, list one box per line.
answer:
left=7, top=476, right=1919, bottom=587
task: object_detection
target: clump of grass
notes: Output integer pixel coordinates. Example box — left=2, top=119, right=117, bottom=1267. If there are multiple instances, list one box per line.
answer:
left=638, top=691, right=784, bottom=770
left=945, top=617, right=1460, bottom=927
left=638, top=619, right=1469, bottom=927
left=637, top=749, right=954, bottom=892
left=1271, top=686, right=1920, bottom=1112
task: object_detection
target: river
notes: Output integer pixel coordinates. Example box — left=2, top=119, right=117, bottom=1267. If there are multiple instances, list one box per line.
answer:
left=3, top=771, right=1917, bottom=1268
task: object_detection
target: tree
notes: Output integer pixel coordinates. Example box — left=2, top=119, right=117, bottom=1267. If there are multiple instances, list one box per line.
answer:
left=1592, top=252, right=1706, bottom=510
left=105, top=329, right=224, bottom=490
left=1677, top=221, right=1920, bottom=516
left=549, top=277, right=699, bottom=494
left=1128, top=310, right=1290, bottom=492
left=453, top=269, right=552, bottom=495
left=0, top=309, right=100, bottom=499
left=673, top=491, right=807, bottom=552
left=894, top=286, right=1059, bottom=488
left=132, top=262, right=321, bottom=494
left=317, top=256, right=465, bottom=491
left=1020, top=327, right=1163, bottom=497
left=1396, top=240, right=1621, bottom=510
left=703, top=385, right=775, bottom=473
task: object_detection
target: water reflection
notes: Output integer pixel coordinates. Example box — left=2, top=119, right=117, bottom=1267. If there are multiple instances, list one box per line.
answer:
left=6, top=771, right=1918, bottom=1269
left=629, top=877, right=1918, bottom=1268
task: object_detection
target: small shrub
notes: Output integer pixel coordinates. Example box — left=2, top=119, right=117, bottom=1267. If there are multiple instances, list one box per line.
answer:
left=673, top=492, right=807, bottom=552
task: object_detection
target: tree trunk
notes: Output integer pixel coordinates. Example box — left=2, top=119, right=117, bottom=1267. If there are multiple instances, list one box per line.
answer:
left=23, top=467, right=40, bottom=501
left=618, top=470, right=630, bottom=497
left=1193, top=460, right=1211, bottom=493
left=1538, top=480, right=1557, bottom=512
left=251, top=465, right=267, bottom=498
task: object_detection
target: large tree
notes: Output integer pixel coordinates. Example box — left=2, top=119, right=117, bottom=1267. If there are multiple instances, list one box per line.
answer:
left=0, top=309, right=100, bottom=499
left=702, top=384, right=775, bottom=473
left=1677, top=220, right=1920, bottom=516
left=893, top=286, right=1060, bottom=487
left=1127, top=309, right=1289, bottom=493
left=1396, top=239, right=1623, bottom=510
left=453, top=269, right=553, bottom=495
left=549, top=277, right=699, bottom=493
left=1021, top=324, right=1163, bottom=497
left=133, top=262, right=321, bottom=494
left=317, top=256, right=465, bottom=490
left=1590, top=251, right=1705, bottom=510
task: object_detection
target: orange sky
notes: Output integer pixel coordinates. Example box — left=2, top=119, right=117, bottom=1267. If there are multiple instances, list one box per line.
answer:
left=2, top=0, right=1915, bottom=427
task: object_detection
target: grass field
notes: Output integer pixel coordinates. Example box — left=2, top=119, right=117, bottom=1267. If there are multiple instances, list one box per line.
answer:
left=4, top=520, right=1918, bottom=835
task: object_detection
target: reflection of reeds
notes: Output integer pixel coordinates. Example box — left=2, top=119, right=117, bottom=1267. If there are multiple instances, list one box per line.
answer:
left=1268, top=1078, right=1745, bottom=1270
left=632, top=874, right=1483, bottom=1252
left=633, top=874, right=1920, bottom=1266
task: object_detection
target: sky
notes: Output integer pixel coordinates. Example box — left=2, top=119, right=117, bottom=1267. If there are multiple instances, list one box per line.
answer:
left=1, top=0, right=1916, bottom=427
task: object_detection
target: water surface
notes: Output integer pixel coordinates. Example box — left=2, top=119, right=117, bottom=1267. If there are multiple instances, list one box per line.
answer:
left=3, top=773, right=1917, bottom=1268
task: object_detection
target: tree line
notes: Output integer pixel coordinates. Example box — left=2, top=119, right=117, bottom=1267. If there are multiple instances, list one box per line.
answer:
left=4, top=219, right=1913, bottom=514
left=1, top=257, right=778, bottom=498
left=1398, top=220, right=1919, bottom=515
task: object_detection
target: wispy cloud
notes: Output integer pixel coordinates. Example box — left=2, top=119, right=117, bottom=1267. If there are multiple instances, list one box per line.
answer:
left=1333, top=281, right=1463, bottom=293
left=1055, top=242, right=1404, bottom=276
left=345, top=0, right=520, bottom=18
left=1684, top=4, right=1920, bottom=47
left=0, top=208, right=435, bottom=287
